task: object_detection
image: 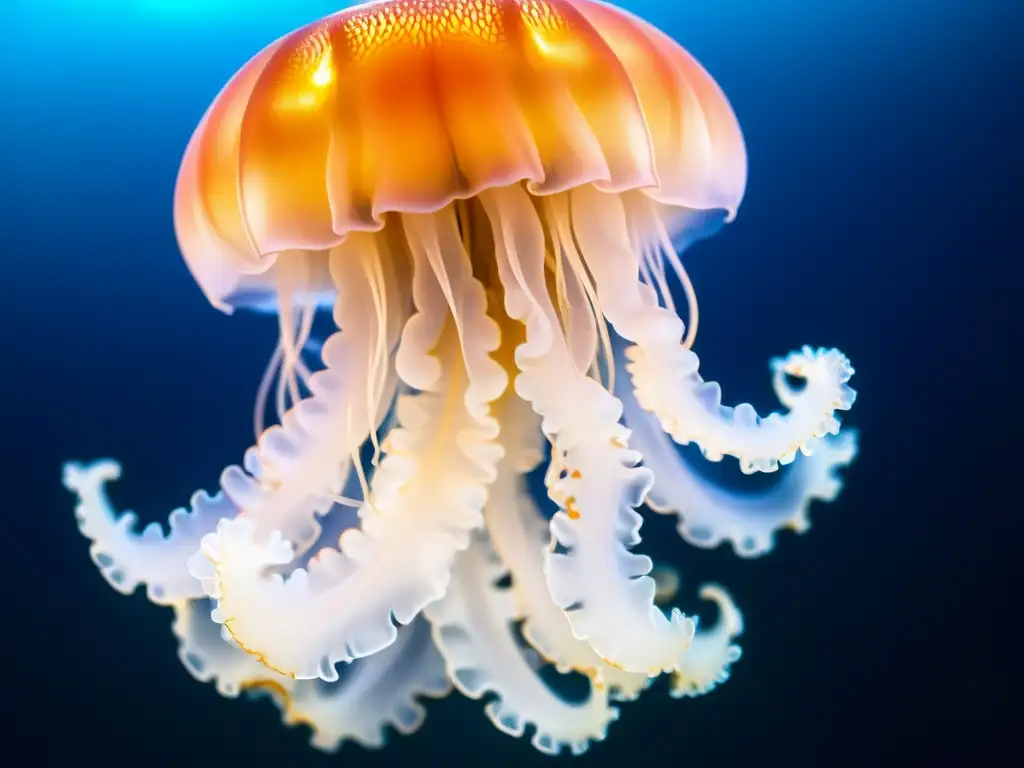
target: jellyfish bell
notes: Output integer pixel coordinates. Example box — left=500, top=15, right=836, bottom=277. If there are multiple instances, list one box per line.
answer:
left=66, top=0, right=857, bottom=756
left=173, top=0, right=746, bottom=314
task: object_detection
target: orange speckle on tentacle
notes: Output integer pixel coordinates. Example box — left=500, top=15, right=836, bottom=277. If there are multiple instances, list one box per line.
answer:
left=565, top=495, right=580, bottom=519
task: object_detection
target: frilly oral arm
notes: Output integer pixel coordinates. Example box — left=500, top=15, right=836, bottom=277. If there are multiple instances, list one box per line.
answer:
left=174, top=598, right=449, bottom=751
left=618, top=347, right=860, bottom=557
left=277, top=617, right=451, bottom=752
left=426, top=531, right=619, bottom=756
left=482, top=185, right=695, bottom=676
left=484, top=395, right=652, bottom=701
left=570, top=184, right=856, bottom=475
left=188, top=214, right=507, bottom=680
left=62, top=460, right=233, bottom=605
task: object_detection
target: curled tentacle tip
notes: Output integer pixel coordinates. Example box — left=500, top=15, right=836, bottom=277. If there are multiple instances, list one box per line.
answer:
left=697, top=583, right=744, bottom=635
left=668, top=584, right=744, bottom=699
left=772, top=346, right=855, bottom=381
left=834, top=428, right=860, bottom=462
left=62, top=459, right=122, bottom=490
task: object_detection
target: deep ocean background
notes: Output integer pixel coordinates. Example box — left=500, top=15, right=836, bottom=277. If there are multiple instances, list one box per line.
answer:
left=0, top=0, right=1016, bottom=764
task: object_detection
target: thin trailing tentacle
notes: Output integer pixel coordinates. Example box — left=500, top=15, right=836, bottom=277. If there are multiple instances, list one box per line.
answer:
left=568, top=185, right=856, bottom=474
left=426, top=531, right=618, bottom=756
left=616, top=341, right=860, bottom=557
left=481, top=185, right=694, bottom=676
left=253, top=312, right=325, bottom=440
left=188, top=213, right=507, bottom=680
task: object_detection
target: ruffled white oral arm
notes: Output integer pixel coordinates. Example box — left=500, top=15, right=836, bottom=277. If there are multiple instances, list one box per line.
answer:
left=292, top=474, right=364, bottom=571
left=173, top=429, right=383, bottom=695
left=173, top=597, right=281, bottom=697
left=618, top=349, right=860, bottom=557
left=189, top=213, right=506, bottom=680
left=426, top=532, right=618, bottom=756
left=173, top=599, right=448, bottom=750
left=570, top=185, right=856, bottom=474
left=62, top=461, right=232, bottom=604
left=485, top=397, right=652, bottom=701
left=277, top=618, right=451, bottom=752
left=63, top=236, right=400, bottom=606
left=670, top=585, right=743, bottom=699
left=61, top=380, right=397, bottom=606
left=482, top=185, right=694, bottom=676
left=218, top=235, right=403, bottom=555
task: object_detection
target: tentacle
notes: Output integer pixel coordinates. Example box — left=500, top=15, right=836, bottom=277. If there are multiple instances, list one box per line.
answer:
left=400, top=207, right=508, bottom=422
left=60, top=375, right=398, bottom=607
left=172, top=597, right=280, bottom=697
left=485, top=395, right=652, bottom=701
left=670, top=585, right=743, bottom=699
left=617, top=345, right=860, bottom=557
left=63, top=235, right=401, bottom=605
left=62, top=460, right=232, bottom=604
left=189, top=214, right=506, bottom=679
left=174, top=459, right=451, bottom=750
left=218, top=234, right=405, bottom=555
left=568, top=186, right=856, bottom=474
left=253, top=316, right=326, bottom=440
left=481, top=185, right=694, bottom=676
left=426, top=532, right=618, bottom=756
left=173, top=599, right=449, bottom=751
left=272, top=618, right=451, bottom=752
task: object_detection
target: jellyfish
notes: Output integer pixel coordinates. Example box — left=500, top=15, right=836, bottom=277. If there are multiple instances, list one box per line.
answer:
left=64, top=0, right=858, bottom=756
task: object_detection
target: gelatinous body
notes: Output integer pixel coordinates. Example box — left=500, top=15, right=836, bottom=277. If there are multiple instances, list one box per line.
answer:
left=66, top=0, right=857, bottom=755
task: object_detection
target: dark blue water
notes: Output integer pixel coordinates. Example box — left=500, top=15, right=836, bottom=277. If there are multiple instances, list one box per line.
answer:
left=1, top=0, right=1015, bottom=764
